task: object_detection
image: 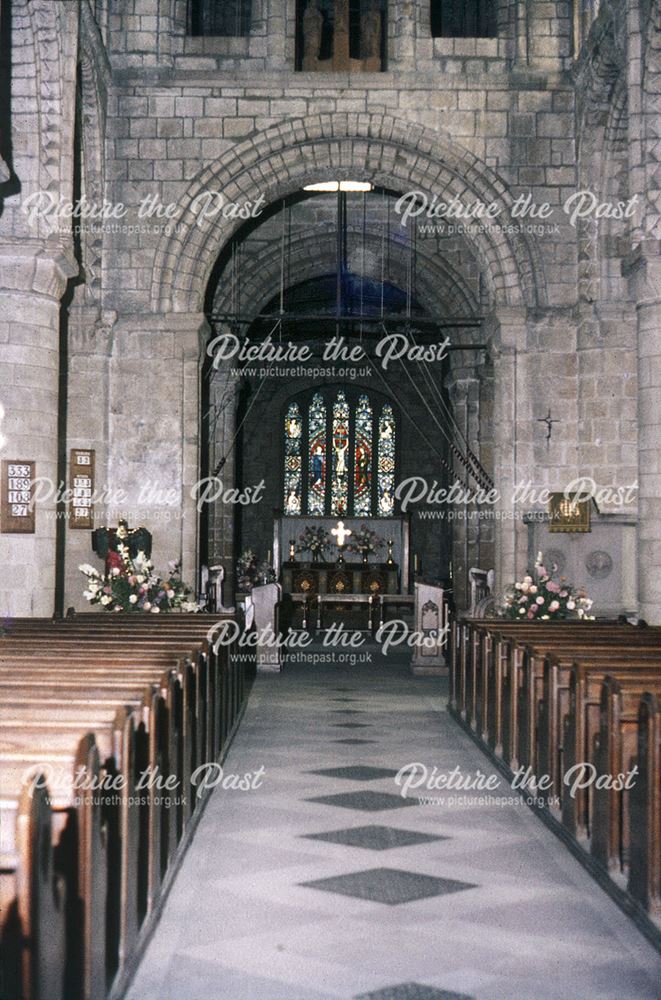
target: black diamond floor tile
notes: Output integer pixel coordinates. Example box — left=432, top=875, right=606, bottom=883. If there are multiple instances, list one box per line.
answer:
left=305, top=790, right=417, bottom=812
left=332, top=739, right=378, bottom=745
left=301, top=824, right=449, bottom=851
left=354, top=985, right=474, bottom=1000
left=330, top=697, right=360, bottom=703
left=300, top=867, right=477, bottom=906
left=307, top=765, right=398, bottom=781
left=331, top=723, right=371, bottom=729
left=331, top=709, right=365, bottom=715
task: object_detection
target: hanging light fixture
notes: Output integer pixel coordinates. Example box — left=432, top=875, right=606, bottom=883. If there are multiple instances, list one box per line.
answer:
left=304, top=180, right=373, bottom=192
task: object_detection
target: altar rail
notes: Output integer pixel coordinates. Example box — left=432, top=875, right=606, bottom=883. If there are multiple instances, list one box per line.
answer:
left=0, top=613, right=255, bottom=1000
left=449, top=618, right=661, bottom=949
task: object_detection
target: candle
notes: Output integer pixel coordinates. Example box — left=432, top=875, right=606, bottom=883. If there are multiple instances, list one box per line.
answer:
left=414, top=554, right=419, bottom=573
left=267, top=549, right=272, bottom=564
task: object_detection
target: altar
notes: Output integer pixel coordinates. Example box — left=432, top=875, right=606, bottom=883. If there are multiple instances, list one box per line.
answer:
left=281, top=562, right=399, bottom=597
left=273, top=514, right=410, bottom=595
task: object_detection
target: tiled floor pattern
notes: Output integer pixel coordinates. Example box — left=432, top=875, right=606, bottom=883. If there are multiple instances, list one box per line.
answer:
left=126, top=646, right=661, bottom=1000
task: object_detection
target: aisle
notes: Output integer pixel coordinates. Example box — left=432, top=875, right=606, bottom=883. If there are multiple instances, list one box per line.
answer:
left=127, top=647, right=661, bottom=1000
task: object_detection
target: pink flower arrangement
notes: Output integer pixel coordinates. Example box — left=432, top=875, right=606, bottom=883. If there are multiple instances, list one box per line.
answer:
left=80, top=553, right=197, bottom=613
left=502, top=552, right=594, bottom=621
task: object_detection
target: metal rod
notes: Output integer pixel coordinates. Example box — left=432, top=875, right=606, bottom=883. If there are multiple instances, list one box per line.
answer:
left=209, top=311, right=485, bottom=329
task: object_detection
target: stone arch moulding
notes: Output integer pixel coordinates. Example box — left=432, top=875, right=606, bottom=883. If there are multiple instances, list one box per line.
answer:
left=150, top=113, right=547, bottom=315
left=643, top=0, right=661, bottom=238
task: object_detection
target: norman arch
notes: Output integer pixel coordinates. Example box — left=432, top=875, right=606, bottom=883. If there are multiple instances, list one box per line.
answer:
left=150, top=113, right=547, bottom=315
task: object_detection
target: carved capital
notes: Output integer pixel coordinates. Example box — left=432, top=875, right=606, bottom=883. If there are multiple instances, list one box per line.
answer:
left=0, top=237, right=77, bottom=300
left=622, top=241, right=661, bottom=304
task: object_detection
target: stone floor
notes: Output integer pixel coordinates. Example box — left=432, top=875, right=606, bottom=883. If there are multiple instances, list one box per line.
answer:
left=126, top=645, right=661, bottom=1000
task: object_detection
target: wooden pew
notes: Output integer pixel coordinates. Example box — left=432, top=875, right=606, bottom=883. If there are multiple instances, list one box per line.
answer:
left=628, top=691, right=661, bottom=920
left=496, top=631, right=661, bottom=773
left=0, top=734, right=108, bottom=1000
left=0, top=775, right=67, bottom=1000
left=561, top=662, right=661, bottom=840
left=0, top=703, right=143, bottom=978
left=0, top=614, right=250, bottom=1000
left=449, top=617, right=661, bottom=940
left=591, top=674, right=661, bottom=883
left=0, top=668, right=180, bottom=917
left=538, top=649, right=661, bottom=802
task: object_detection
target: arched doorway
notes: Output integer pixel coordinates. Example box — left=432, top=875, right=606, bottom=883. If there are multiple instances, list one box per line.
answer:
left=147, top=114, right=545, bottom=609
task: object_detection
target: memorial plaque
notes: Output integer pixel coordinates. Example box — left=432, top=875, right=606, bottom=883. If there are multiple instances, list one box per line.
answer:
left=1, top=460, right=36, bottom=533
left=548, top=492, right=591, bottom=533
left=69, top=449, right=95, bottom=529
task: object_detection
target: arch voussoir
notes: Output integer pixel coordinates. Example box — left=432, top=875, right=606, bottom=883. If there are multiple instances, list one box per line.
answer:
left=151, top=114, right=546, bottom=314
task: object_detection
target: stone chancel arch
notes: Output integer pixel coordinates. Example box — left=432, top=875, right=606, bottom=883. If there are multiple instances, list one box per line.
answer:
left=151, top=113, right=546, bottom=315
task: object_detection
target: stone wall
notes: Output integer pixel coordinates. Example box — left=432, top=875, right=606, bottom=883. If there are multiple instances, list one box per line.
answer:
left=1, top=0, right=660, bottom=618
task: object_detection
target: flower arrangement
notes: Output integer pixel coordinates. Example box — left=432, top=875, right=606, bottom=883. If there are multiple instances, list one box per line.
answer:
left=236, top=550, right=276, bottom=590
left=502, top=552, right=594, bottom=621
left=80, top=554, right=197, bottom=614
left=347, top=523, right=385, bottom=558
left=236, top=549, right=259, bottom=590
left=296, top=526, right=332, bottom=561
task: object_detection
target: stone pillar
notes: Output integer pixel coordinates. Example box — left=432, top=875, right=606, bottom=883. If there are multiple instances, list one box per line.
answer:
left=63, top=304, right=115, bottom=611
left=208, top=367, right=240, bottom=598
left=390, top=0, right=416, bottom=69
left=108, top=312, right=208, bottom=590
left=445, top=364, right=482, bottom=612
left=490, top=308, right=528, bottom=601
left=623, top=243, right=661, bottom=623
left=0, top=239, right=76, bottom=616
left=268, top=0, right=289, bottom=69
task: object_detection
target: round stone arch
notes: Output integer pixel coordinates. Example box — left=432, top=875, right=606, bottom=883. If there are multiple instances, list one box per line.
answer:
left=643, top=0, right=661, bottom=238
left=150, top=113, right=547, bottom=315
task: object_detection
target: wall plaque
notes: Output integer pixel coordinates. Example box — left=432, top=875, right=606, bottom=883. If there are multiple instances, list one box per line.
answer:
left=548, top=492, right=591, bottom=533
left=69, top=449, right=95, bottom=529
left=1, top=460, right=36, bottom=533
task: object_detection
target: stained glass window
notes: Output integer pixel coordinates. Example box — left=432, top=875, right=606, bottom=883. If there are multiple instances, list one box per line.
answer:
left=284, top=389, right=396, bottom=516
left=331, top=390, right=350, bottom=517
left=354, top=394, right=372, bottom=516
left=308, top=392, right=326, bottom=515
left=283, top=402, right=302, bottom=514
left=377, top=403, right=395, bottom=516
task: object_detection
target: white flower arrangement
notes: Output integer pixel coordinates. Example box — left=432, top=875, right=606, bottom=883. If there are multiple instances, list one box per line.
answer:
left=503, top=552, right=595, bottom=621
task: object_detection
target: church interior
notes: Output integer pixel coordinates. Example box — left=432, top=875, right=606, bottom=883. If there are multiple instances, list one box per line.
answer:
left=1, top=1, right=661, bottom=998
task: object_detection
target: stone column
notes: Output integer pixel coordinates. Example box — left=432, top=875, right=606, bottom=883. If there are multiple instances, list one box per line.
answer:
left=445, top=364, right=482, bottom=612
left=63, top=304, right=114, bottom=610
left=490, top=308, right=528, bottom=600
left=108, top=312, right=208, bottom=590
left=268, top=0, right=290, bottom=69
left=208, top=366, right=240, bottom=597
left=390, top=0, right=416, bottom=69
left=623, top=243, right=661, bottom=623
left=0, top=239, right=77, bottom=616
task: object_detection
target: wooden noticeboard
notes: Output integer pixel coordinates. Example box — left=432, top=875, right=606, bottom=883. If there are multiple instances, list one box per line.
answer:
left=1, top=460, right=35, bottom=533
left=69, top=449, right=95, bottom=529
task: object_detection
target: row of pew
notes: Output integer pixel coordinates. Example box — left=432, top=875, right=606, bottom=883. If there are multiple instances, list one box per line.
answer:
left=0, top=612, right=254, bottom=1000
left=449, top=619, right=661, bottom=940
